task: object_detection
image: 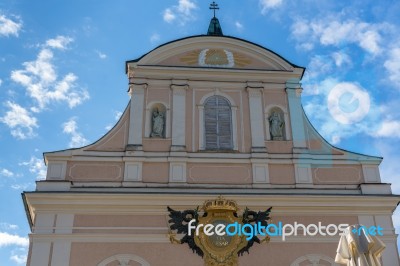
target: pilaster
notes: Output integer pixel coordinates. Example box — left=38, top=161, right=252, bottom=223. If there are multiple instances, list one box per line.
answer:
left=286, top=78, right=307, bottom=150
left=171, top=82, right=188, bottom=151
left=246, top=84, right=266, bottom=152
left=127, top=82, right=147, bottom=151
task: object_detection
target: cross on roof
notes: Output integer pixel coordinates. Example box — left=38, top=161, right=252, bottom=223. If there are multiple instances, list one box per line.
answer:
left=209, top=1, right=219, bottom=18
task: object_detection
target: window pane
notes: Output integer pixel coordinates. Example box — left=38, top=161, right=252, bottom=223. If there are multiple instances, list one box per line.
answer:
left=204, top=95, right=233, bottom=150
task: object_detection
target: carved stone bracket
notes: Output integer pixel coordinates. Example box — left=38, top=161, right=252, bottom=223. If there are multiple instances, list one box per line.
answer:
left=128, top=82, right=148, bottom=96
left=170, top=83, right=189, bottom=95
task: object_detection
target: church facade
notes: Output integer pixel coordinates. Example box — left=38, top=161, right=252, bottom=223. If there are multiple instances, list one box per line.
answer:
left=23, top=17, right=400, bottom=266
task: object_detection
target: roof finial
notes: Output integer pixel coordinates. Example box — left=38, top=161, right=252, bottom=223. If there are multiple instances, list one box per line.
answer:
left=209, top=1, right=219, bottom=18
left=207, top=1, right=223, bottom=36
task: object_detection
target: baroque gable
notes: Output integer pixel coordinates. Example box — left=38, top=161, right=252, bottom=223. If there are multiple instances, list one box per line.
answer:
left=127, top=36, right=300, bottom=72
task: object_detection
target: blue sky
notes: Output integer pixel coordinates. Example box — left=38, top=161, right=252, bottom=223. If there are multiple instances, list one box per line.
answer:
left=0, top=0, right=400, bottom=264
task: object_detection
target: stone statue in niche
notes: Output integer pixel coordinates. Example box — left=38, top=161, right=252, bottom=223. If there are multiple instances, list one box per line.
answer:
left=151, top=108, right=165, bottom=138
left=269, top=111, right=284, bottom=140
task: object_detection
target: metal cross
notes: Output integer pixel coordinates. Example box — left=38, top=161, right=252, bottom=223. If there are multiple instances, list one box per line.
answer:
left=209, top=1, right=219, bottom=18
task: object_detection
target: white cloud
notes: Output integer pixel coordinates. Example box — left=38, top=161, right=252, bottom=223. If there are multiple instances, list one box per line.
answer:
left=0, top=14, right=22, bottom=37
left=375, top=120, right=400, bottom=138
left=332, top=51, right=352, bottom=67
left=163, top=0, right=197, bottom=25
left=384, top=47, right=400, bottom=86
left=0, top=78, right=2, bottom=86
left=150, top=33, right=160, bottom=44
left=163, top=9, right=176, bottom=23
left=63, top=117, right=88, bottom=148
left=0, top=223, right=18, bottom=230
left=10, top=254, right=27, bottom=265
left=260, top=0, right=283, bottom=14
left=11, top=183, right=32, bottom=190
left=10, top=39, right=89, bottom=110
left=0, top=168, right=14, bottom=177
left=235, top=21, right=243, bottom=31
left=96, top=50, right=107, bottom=59
left=0, top=101, right=38, bottom=139
left=291, top=17, right=388, bottom=55
left=177, top=0, right=196, bottom=15
left=45, top=36, right=73, bottom=50
left=308, top=55, right=333, bottom=78
left=114, top=111, right=122, bottom=120
left=20, top=156, right=46, bottom=180
left=0, top=232, right=29, bottom=247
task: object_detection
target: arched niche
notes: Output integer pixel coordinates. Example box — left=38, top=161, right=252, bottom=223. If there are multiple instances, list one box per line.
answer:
left=97, top=254, right=150, bottom=266
left=265, top=105, right=290, bottom=141
left=145, top=102, right=169, bottom=139
left=290, top=254, right=338, bottom=266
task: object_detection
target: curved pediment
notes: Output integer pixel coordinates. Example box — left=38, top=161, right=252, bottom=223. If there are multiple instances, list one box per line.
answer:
left=127, top=35, right=303, bottom=72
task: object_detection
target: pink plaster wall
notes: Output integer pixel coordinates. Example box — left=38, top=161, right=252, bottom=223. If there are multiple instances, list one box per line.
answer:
left=312, top=165, right=364, bottom=184
left=187, top=163, right=252, bottom=184
left=265, top=140, right=293, bottom=153
left=142, top=163, right=169, bottom=183
left=269, top=164, right=295, bottom=184
left=85, top=105, right=129, bottom=152
left=142, top=139, right=171, bottom=152
left=66, top=162, right=124, bottom=182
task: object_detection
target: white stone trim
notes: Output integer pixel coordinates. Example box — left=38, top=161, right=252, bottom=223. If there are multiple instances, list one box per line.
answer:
left=33, top=213, right=55, bottom=234
left=240, top=90, right=245, bottom=152
left=46, top=161, right=67, bottom=180
left=192, top=88, right=196, bottom=152
left=26, top=193, right=400, bottom=216
left=198, top=106, right=205, bottom=150
left=30, top=232, right=397, bottom=244
left=29, top=242, right=51, bottom=266
left=50, top=241, right=71, bottom=266
left=171, top=84, right=187, bottom=150
left=294, top=164, right=313, bottom=184
left=375, top=215, right=394, bottom=231
left=169, top=162, right=186, bottom=182
left=55, top=214, right=74, bottom=234
left=128, top=83, right=147, bottom=149
left=382, top=242, right=400, bottom=266
left=362, top=164, right=381, bottom=183
left=124, top=162, right=142, bottom=181
left=232, top=106, right=238, bottom=150
left=199, top=89, right=237, bottom=106
left=50, top=213, right=74, bottom=266
left=286, top=79, right=307, bottom=148
left=36, top=181, right=71, bottom=191
left=97, top=254, right=150, bottom=266
left=360, top=184, right=392, bottom=195
left=252, top=164, right=270, bottom=183
left=247, top=87, right=266, bottom=151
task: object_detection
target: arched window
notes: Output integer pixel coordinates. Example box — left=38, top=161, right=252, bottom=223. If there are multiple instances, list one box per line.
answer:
left=290, top=254, right=337, bottom=266
left=97, top=254, right=150, bottom=266
left=204, top=95, right=233, bottom=150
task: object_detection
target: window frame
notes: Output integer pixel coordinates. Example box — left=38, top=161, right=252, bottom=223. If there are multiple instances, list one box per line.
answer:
left=204, top=95, right=233, bottom=150
left=198, top=91, right=238, bottom=151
